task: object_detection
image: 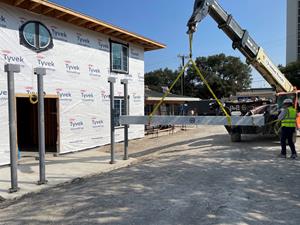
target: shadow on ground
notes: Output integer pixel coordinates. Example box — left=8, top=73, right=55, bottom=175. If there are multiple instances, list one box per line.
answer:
left=0, top=133, right=299, bottom=225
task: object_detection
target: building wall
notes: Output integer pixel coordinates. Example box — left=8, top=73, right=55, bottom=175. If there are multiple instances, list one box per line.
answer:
left=0, top=3, right=145, bottom=165
left=286, top=0, right=299, bottom=64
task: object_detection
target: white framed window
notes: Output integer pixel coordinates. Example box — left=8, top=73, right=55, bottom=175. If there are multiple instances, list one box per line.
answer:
left=110, top=41, right=129, bottom=74
left=114, top=97, right=126, bottom=127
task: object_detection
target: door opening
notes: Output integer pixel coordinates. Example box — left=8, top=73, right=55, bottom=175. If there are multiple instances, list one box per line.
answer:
left=16, top=97, right=58, bottom=153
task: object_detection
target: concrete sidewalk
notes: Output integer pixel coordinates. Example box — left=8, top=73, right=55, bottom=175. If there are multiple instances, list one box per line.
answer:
left=0, top=147, right=137, bottom=201
left=0, top=127, right=185, bottom=201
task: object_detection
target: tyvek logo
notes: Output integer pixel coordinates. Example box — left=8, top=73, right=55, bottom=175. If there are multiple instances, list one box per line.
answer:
left=137, top=73, right=144, bottom=82
left=69, top=118, right=84, bottom=130
left=77, top=33, right=90, bottom=47
left=88, top=64, right=101, bottom=78
left=91, top=117, right=104, bottom=128
left=56, top=88, right=72, bottom=102
left=97, top=39, right=109, bottom=52
left=91, top=118, right=105, bottom=140
left=125, top=73, right=133, bottom=81
left=132, top=93, right=142, bottom=102
left=51, top=26, right=68, bottom=42
left=65, top=60, right=80, bottom=74
left=0, top=15, right=7, bottom=28
left=24, top=87, right=44, bottom=96
left=80, top=90, right=94, bottom=102
left=130, top=49, right=140, bottom=59
left=37, top=55, right=55, bottom=70
left=0, top=90, right=8, bottom=101
left=2, top=50, right=25, bottom=66
left=25, top=86, right=34, bottom=95
left=101, top=90, right=110, bottom=102
left=19, top=17, right=26, bottom=25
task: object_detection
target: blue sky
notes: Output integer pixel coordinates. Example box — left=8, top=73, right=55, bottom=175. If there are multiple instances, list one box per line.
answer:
left=51, top=0, right=287, bottom=88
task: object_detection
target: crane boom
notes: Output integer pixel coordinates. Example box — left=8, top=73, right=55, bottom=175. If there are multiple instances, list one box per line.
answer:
left=187, top=0, right=294, bottom=93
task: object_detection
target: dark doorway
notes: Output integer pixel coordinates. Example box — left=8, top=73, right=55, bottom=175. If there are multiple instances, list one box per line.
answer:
left=17, top=97, right=58, bottom=152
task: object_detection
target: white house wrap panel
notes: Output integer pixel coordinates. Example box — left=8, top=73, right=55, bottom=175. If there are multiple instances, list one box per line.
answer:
left=0, top=3, right=145, bottom=165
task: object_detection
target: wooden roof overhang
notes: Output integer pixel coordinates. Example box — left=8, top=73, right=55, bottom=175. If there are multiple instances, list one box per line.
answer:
left=1, top=0, right=166, bottom=51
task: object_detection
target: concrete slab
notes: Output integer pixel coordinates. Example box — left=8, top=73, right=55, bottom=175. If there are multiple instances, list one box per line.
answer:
left=0, top=148, right=136, bottom=201
left=1, top=126, right=300, bottom=225
left=1, top=125, right=298, bottom=203
left=0, top=126, right=184, bottom=201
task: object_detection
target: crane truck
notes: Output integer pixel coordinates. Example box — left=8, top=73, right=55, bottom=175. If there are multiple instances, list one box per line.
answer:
left=187, top=0, right=300, bottom=142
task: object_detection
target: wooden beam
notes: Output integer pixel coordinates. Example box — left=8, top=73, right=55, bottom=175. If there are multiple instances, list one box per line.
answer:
left=100, top=28, right=110, bottom=33
left=124, top=36, right=137, bottom=42
left=29, top=2, right=40, bottom=11
left=131, top=40, right=147, bottom=47
left=76, top=19, right=88, bottom=26
left=116, top=34, right=128, bottom=39
left=113, top=32, right=125, bottom=38
left=42, top=7, right=54, bottom=15
left=14, top=0, right=26, bottom=6
left=86, top=23, right=98, bottom=29
left=95, top=26, right=107, bottom=32
left=103, top=29, right=116, bottom=35
left=67, top=16, right=78, bottom=23
left=56, top=11, right=67, bottom=19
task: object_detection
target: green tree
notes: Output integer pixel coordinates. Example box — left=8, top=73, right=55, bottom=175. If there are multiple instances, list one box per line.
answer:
left=188, top=54, right=252, bottom=98
left=279, top=61, right=300, bottom=88
left=144, top=68, right=181, bottom=94
left=145, top=54, right=252, bottom=98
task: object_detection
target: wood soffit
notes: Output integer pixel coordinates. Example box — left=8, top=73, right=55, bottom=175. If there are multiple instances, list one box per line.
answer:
left=2, top=0, right=166, bottom=51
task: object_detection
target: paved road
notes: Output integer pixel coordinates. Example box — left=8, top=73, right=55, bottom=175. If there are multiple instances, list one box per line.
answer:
left=1, top=127, right=300, bottom=225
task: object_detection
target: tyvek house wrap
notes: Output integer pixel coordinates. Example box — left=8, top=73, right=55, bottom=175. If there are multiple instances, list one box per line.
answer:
left=0, top=3, right=145, bottom=166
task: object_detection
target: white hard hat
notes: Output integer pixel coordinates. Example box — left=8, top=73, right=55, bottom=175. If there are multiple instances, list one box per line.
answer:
left=283, top=99, right=293, bottom=104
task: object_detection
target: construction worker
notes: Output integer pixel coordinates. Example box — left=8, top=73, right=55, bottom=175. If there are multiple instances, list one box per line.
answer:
left=278, top=98, right=298, bottom=159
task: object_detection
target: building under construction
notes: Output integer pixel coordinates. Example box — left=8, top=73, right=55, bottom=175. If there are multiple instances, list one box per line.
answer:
left=0, top=0, right=164, bottom=166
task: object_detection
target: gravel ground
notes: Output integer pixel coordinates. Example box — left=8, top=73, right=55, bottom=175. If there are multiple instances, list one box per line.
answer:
left=0, top=126, right=299, bottom=225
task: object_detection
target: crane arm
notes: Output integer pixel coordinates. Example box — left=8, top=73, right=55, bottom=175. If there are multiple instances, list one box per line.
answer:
left=187, top=0, right=294, bottom=93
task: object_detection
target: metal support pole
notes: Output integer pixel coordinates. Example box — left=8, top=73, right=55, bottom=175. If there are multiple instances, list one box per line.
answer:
left=108, top=77, right=116, bottom=164
left=34, top=68, right=47, bottom=185
left=121, top=79, right=129, bottom=160
left=4, top=64, right=20, bottom=193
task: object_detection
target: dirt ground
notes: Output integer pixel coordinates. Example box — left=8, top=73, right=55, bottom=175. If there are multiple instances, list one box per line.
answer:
left=0, top=126, right=300, bottom=225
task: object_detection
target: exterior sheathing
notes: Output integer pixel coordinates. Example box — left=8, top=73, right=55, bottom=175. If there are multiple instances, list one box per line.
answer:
left=0, top=3, right=145, bottom=165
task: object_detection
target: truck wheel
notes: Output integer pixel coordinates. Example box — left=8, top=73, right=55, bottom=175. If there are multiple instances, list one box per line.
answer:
left=231, top=132, right=241, bottom=142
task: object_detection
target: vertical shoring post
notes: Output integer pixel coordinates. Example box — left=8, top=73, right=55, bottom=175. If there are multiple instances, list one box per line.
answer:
left=108, top=77, right=116, bottom=164
left=35, top=67, right=47, bottom=185
left=121, top=79, right=129, bottom=160
left=4, top=64, right=20, bottom=193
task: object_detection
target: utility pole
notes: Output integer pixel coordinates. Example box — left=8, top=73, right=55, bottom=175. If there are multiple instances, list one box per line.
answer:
left=177, top=54, right=189, bottom=96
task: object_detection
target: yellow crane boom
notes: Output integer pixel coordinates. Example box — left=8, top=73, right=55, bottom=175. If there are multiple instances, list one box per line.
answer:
left=187, top=0, right=294, bottom=93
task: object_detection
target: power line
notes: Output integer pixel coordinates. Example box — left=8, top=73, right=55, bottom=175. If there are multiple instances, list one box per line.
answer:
left=177, top=54, right=189, bottom=95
